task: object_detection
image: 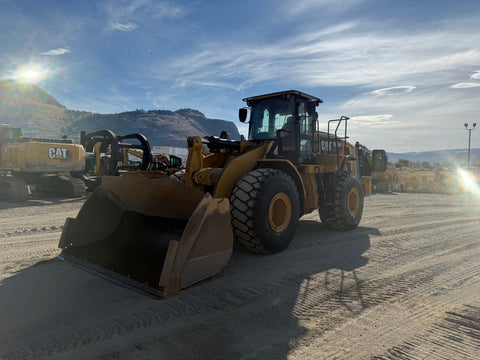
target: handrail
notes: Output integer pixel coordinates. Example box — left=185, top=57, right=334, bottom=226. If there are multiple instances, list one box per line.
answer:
left=327, top=116, right=350, bottom=170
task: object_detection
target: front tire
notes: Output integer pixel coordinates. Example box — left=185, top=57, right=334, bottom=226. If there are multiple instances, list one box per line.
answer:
left=230, top=168, right=300, bottom=253
left=321, top=172, right=364, bottom=231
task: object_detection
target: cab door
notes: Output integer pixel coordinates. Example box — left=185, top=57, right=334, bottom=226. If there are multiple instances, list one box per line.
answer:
left=297, top=101, right=315, bottom=163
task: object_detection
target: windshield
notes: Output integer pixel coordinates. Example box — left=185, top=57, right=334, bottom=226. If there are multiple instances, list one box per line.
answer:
left=248, top=96, right=295, bottom=141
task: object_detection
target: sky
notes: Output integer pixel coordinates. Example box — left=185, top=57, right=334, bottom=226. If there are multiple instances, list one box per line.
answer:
left=1, top=0, right=480, bottom=153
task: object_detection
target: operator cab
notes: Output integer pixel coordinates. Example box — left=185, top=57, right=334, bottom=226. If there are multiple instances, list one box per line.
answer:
left=240, top=90, right=322, bottom=164
left=0, top=124, right=23, bottom=144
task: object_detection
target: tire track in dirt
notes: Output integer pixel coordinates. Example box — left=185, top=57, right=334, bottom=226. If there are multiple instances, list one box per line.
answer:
left=35, top=209, right=480, bottom=359
left=0, top=225, right=63, bottom=238
left=288, top=194, right=480, bottom=358
left=0, top=200, right=81, bottom=284
left=1, top=226, right=370, bottom=359
left=290, top=255, right=480, bottom=359
left=82, top=249, right=480, bottom=360
left=0, top=232, right=62, bottom=250
left=373, top=305, right=480, bottom=359
left=1, top=193, right=480, bottom=359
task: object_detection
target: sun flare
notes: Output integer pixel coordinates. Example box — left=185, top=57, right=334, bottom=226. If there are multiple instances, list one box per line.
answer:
left=456, top=168, right=480, bottom=198
left=12, top=63, right=49, bottom=83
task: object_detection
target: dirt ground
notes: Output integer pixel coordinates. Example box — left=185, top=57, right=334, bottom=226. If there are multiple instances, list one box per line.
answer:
left=0, top=192, right=479, bottom=359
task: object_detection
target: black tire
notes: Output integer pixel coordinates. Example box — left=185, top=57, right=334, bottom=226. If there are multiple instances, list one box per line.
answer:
left=321, top=172, right=364, bottom=231
left=230, top=168, right=300, bottom=254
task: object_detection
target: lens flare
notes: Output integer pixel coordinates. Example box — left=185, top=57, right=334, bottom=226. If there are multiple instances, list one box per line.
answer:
left=456, top=168, right=480, bottom=198
left=12, top=63, right=49, bottom=83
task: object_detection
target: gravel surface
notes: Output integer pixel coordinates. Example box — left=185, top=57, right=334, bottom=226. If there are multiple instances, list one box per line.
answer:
left=0, top=193, right=479, bottom=359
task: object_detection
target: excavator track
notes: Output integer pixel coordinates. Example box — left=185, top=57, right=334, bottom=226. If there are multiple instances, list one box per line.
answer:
left=0, top=176, right=29, bottom=201
left=34, top=175, right=86, bottom=198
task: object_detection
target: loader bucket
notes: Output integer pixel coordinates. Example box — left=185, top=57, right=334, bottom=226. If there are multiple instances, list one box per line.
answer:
left=58, top=174, right=233, bottom=297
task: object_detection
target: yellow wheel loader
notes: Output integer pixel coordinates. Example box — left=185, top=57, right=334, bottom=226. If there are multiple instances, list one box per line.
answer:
left=59, top=90, right=370, bottom=297
left=0, top=124, right=86, bottom=200
left=355, top=143, right=389, bottom=193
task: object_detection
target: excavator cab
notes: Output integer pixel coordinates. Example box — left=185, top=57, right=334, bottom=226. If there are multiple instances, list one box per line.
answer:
left=0, top=124, right=23, bottom=143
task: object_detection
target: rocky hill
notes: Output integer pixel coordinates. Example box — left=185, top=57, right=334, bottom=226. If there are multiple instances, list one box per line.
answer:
left=64, top=108, right=240, bottom=148
left=0, top=79, right=81, bottom=137
left=0, top=79, right=240, bottom=147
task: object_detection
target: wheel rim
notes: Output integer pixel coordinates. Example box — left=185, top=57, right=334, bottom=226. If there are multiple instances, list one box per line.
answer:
left=268, top=192, right=292, bottom=233
left=347, top=187, right=360, bottom=216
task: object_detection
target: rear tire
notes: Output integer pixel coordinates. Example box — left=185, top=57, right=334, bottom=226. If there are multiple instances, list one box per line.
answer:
left=321, top=172, right=364, bottom=231
left=230, top=168, right=300, bottom=253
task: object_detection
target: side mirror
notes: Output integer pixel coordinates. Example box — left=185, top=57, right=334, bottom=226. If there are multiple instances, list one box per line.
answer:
left=306, top=100, right=317, bottom=116
left=239, top=108, right=248, bottom=123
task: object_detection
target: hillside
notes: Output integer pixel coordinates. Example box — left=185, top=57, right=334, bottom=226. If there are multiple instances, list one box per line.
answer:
left=0, top=80, right=240, bottom=146
left=0, top=79, right=89, bottom=137
left=64, top=108, right=240, bottom=148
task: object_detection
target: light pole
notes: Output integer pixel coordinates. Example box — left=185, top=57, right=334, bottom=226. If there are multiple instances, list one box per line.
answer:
left=464, top=122, right=477, bottom=168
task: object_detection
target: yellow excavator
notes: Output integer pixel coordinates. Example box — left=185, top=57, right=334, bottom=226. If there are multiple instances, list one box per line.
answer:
left=59, top=90, right=371, bottom=297
left=0, top=124, right=86, bottom=200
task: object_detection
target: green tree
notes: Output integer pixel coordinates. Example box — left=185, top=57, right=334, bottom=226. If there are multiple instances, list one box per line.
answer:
left=395, top=158, right=411, bottom=168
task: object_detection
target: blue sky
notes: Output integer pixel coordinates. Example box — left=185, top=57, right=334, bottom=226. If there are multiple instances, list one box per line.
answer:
left=2, top=0, right=480, bottom=153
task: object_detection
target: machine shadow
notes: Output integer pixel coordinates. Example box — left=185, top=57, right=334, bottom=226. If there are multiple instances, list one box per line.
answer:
left=0, top=220, right=377, bottom=359
left=170, top=220, right=377, bottom=359
left=0, top=256, right=145, bottom=358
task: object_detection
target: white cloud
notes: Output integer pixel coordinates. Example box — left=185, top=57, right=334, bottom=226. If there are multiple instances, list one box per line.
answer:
left=350, top=114, right=393, bottom=123
left=152, top=14, right=480, bottom=152
left=470, top=70, right=480, bottom=79
left=110, top=22, right=138, bottom=31
left=106, top=0, right=187, bottom=32
left=340, top=85, right=480, bottom=151
left=371, top=86, right=416, bottom=95
left=161, top=17, right=480, bottom=92
left=41, top=48, right=70, bottom=56
left=450, top=82, right=480, bottom=89
left=148, top=1, right=186, bottom=19
left=277, top=0, right=366, bottom=16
